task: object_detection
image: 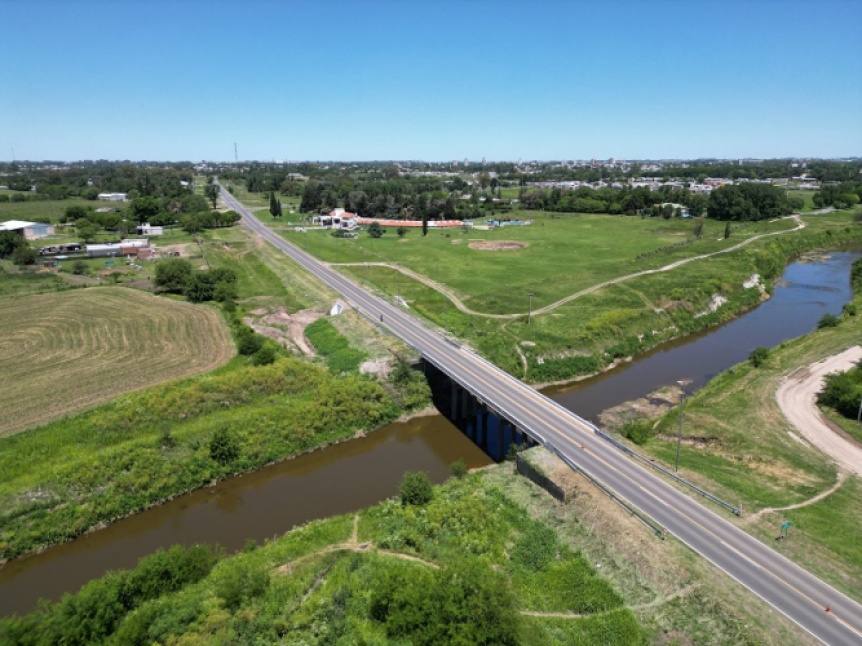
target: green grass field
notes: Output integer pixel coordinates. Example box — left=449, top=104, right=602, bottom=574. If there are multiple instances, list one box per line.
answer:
left=0, top=196, right=97, bottom=223
left=0, top=287, right=234, bottom=436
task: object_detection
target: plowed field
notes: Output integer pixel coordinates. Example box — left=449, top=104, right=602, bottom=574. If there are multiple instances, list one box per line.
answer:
left=0, top=288, right=234, bottom=436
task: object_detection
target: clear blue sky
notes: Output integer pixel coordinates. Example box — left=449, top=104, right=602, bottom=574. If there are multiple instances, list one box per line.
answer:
left=2, top=0, right=861, bottom=162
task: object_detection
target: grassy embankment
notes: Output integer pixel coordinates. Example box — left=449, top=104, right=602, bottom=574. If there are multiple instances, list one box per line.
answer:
left=484, top=455, right=820, bottom=645
left=0, top=475, right=646, bottom=645
left=279, top=207, right=862, bottom=381
left=625, top=268, right=862, bottom=601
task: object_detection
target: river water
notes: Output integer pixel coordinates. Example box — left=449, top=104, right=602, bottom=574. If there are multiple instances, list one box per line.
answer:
left=0, top=250, right=858, bottom=617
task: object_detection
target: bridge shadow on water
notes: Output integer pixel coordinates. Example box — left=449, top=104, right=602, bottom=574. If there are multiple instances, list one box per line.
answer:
left=421, top=360, right=539, bottom=462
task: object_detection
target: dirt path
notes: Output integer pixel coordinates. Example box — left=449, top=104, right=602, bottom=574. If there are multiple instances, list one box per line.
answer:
left=775, top=346, right=862, bottom=477
left=336, top=214, right=807, bottom=320
left=741, top=471, right=849, bottom=526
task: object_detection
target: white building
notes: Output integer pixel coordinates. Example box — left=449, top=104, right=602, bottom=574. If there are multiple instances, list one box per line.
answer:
left=0, top=220, right=55, bottom=240
left=97, top=192, right=127, bottom=202
left=136, top=222, right=164, bottom=235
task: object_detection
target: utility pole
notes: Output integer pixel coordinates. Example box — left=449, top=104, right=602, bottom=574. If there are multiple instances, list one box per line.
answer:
left=527, top=291, right=535, bottom=325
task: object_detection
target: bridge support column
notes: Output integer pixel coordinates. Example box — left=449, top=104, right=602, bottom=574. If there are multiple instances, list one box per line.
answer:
left=461, top=386, right=470, bottom=420
left=481, top=406, right=489, bottom=451
left=450, top=382, right=459, bottom=421
left=498, top=421, right=506, bottom=461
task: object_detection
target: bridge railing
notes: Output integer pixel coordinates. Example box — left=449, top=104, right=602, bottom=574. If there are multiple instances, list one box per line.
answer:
left=594, top=430, right=741, bottom=516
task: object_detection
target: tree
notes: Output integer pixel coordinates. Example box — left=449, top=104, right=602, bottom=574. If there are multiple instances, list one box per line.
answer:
left=63, top=204, right=89, bottom=223
left=0, top=231, right=26, bottom=257
left=724, top=221, right=731, bottom=239
left=204, top=183, right=220, bottom=209
left=183, top=272, right=216, bottom=303
left=72, top=260, right=87, bottom=275
left=269, top=191, right=278, bottom=217
left=692, top=217, right=705, bottom=239
left=153, top=257, right=193, bottom=293
left=130, top=196, right=162, bottom=224
left=368, top=221, right=384, bottom=238
left=422, top=212, right=429, bottom=236
left=399, top=471, right=433, bottom=506
left=75, top=218, right=100, bottom=243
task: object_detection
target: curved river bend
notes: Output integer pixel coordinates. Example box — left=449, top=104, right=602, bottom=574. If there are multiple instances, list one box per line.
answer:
left=0, top=250, right=858, bottom=617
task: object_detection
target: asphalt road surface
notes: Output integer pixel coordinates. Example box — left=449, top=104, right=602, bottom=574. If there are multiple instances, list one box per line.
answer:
left=220, top=185, right=862, bottom=645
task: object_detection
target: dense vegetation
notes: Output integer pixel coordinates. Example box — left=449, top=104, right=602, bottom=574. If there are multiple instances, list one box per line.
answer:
left=0, top=356, right=430, bottom=560
left=304, top=317, right=367, bottom=373
left=0, top=475, right=646, bottom=645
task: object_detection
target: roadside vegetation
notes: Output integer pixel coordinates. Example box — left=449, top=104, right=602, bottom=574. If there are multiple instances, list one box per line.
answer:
left=0, top=474, right=646, bottom=645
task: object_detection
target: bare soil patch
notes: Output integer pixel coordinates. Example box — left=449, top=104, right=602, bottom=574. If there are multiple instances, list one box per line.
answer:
left=467, top=240, right=528, bottom=251
left=157, top=243, right=196, bottom=258
left=244, top=306, right=324, bottom=356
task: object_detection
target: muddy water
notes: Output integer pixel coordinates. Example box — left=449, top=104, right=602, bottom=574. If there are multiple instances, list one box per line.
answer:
left=1, top=250, right=859, bottom=617
left=0, top=416, right=491, bottom=617
left=545, top=250, right=862, bottom=421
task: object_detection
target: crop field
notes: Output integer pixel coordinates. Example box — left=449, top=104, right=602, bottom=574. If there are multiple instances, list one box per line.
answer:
left=0, top=287, right=234, bottom=436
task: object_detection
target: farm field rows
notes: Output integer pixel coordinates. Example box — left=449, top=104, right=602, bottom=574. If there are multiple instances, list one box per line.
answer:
left=0, top=287, right=234, bottom=436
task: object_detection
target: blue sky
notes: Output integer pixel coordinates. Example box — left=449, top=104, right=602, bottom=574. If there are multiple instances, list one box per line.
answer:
left=2, top=0, right=861, bottom=162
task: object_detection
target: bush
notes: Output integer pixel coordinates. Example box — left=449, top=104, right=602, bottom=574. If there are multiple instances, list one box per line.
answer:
left=818, top=363, right=862, bottom=419
left=817, top=313, right=840, bottom=329
left=11, top=244, right=37, bottom=266
left=621, top=419, right=652, bottom=445
left=399, top=471, right=433, bottom=506
left=450, top=460, right=467, bottom=479
left=209, top=428, right=239, bottom=465
left=749, top=346, right=769, bottom=367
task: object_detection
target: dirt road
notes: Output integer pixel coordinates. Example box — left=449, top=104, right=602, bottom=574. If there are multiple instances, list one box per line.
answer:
left=776, top=346, right=862, bottom=477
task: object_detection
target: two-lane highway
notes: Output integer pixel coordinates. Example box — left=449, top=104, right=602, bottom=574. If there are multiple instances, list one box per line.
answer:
left=220, top=185, right=862, bottom=645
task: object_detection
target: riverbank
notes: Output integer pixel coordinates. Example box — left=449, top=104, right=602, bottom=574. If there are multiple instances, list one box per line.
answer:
left=0, top=357, right=431, bottom=563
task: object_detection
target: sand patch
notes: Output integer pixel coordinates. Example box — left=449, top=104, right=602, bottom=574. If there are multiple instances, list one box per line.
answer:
left=468, top=240, right=527, bottom=251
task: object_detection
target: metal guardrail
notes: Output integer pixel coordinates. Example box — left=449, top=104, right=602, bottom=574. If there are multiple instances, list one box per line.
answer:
left=594, top=430, right=741, bottom=516
left=544, top=442, right=666, bottom=539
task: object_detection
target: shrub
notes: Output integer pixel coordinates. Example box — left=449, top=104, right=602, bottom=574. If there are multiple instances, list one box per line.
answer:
left=154, top=258, right=193, bottom=293
left=449, top=460, right=467, bottom=479
left=399, top=471, right=433, bottom=506
left=817, top=313, right=840, bottom=329
left=621, top=419, right=652, bottom=445
left=749, top=346, right=769, bottom=367
left=11, top=244, right=37, bottom=266
left=209, top=428, right=239, bottom=465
